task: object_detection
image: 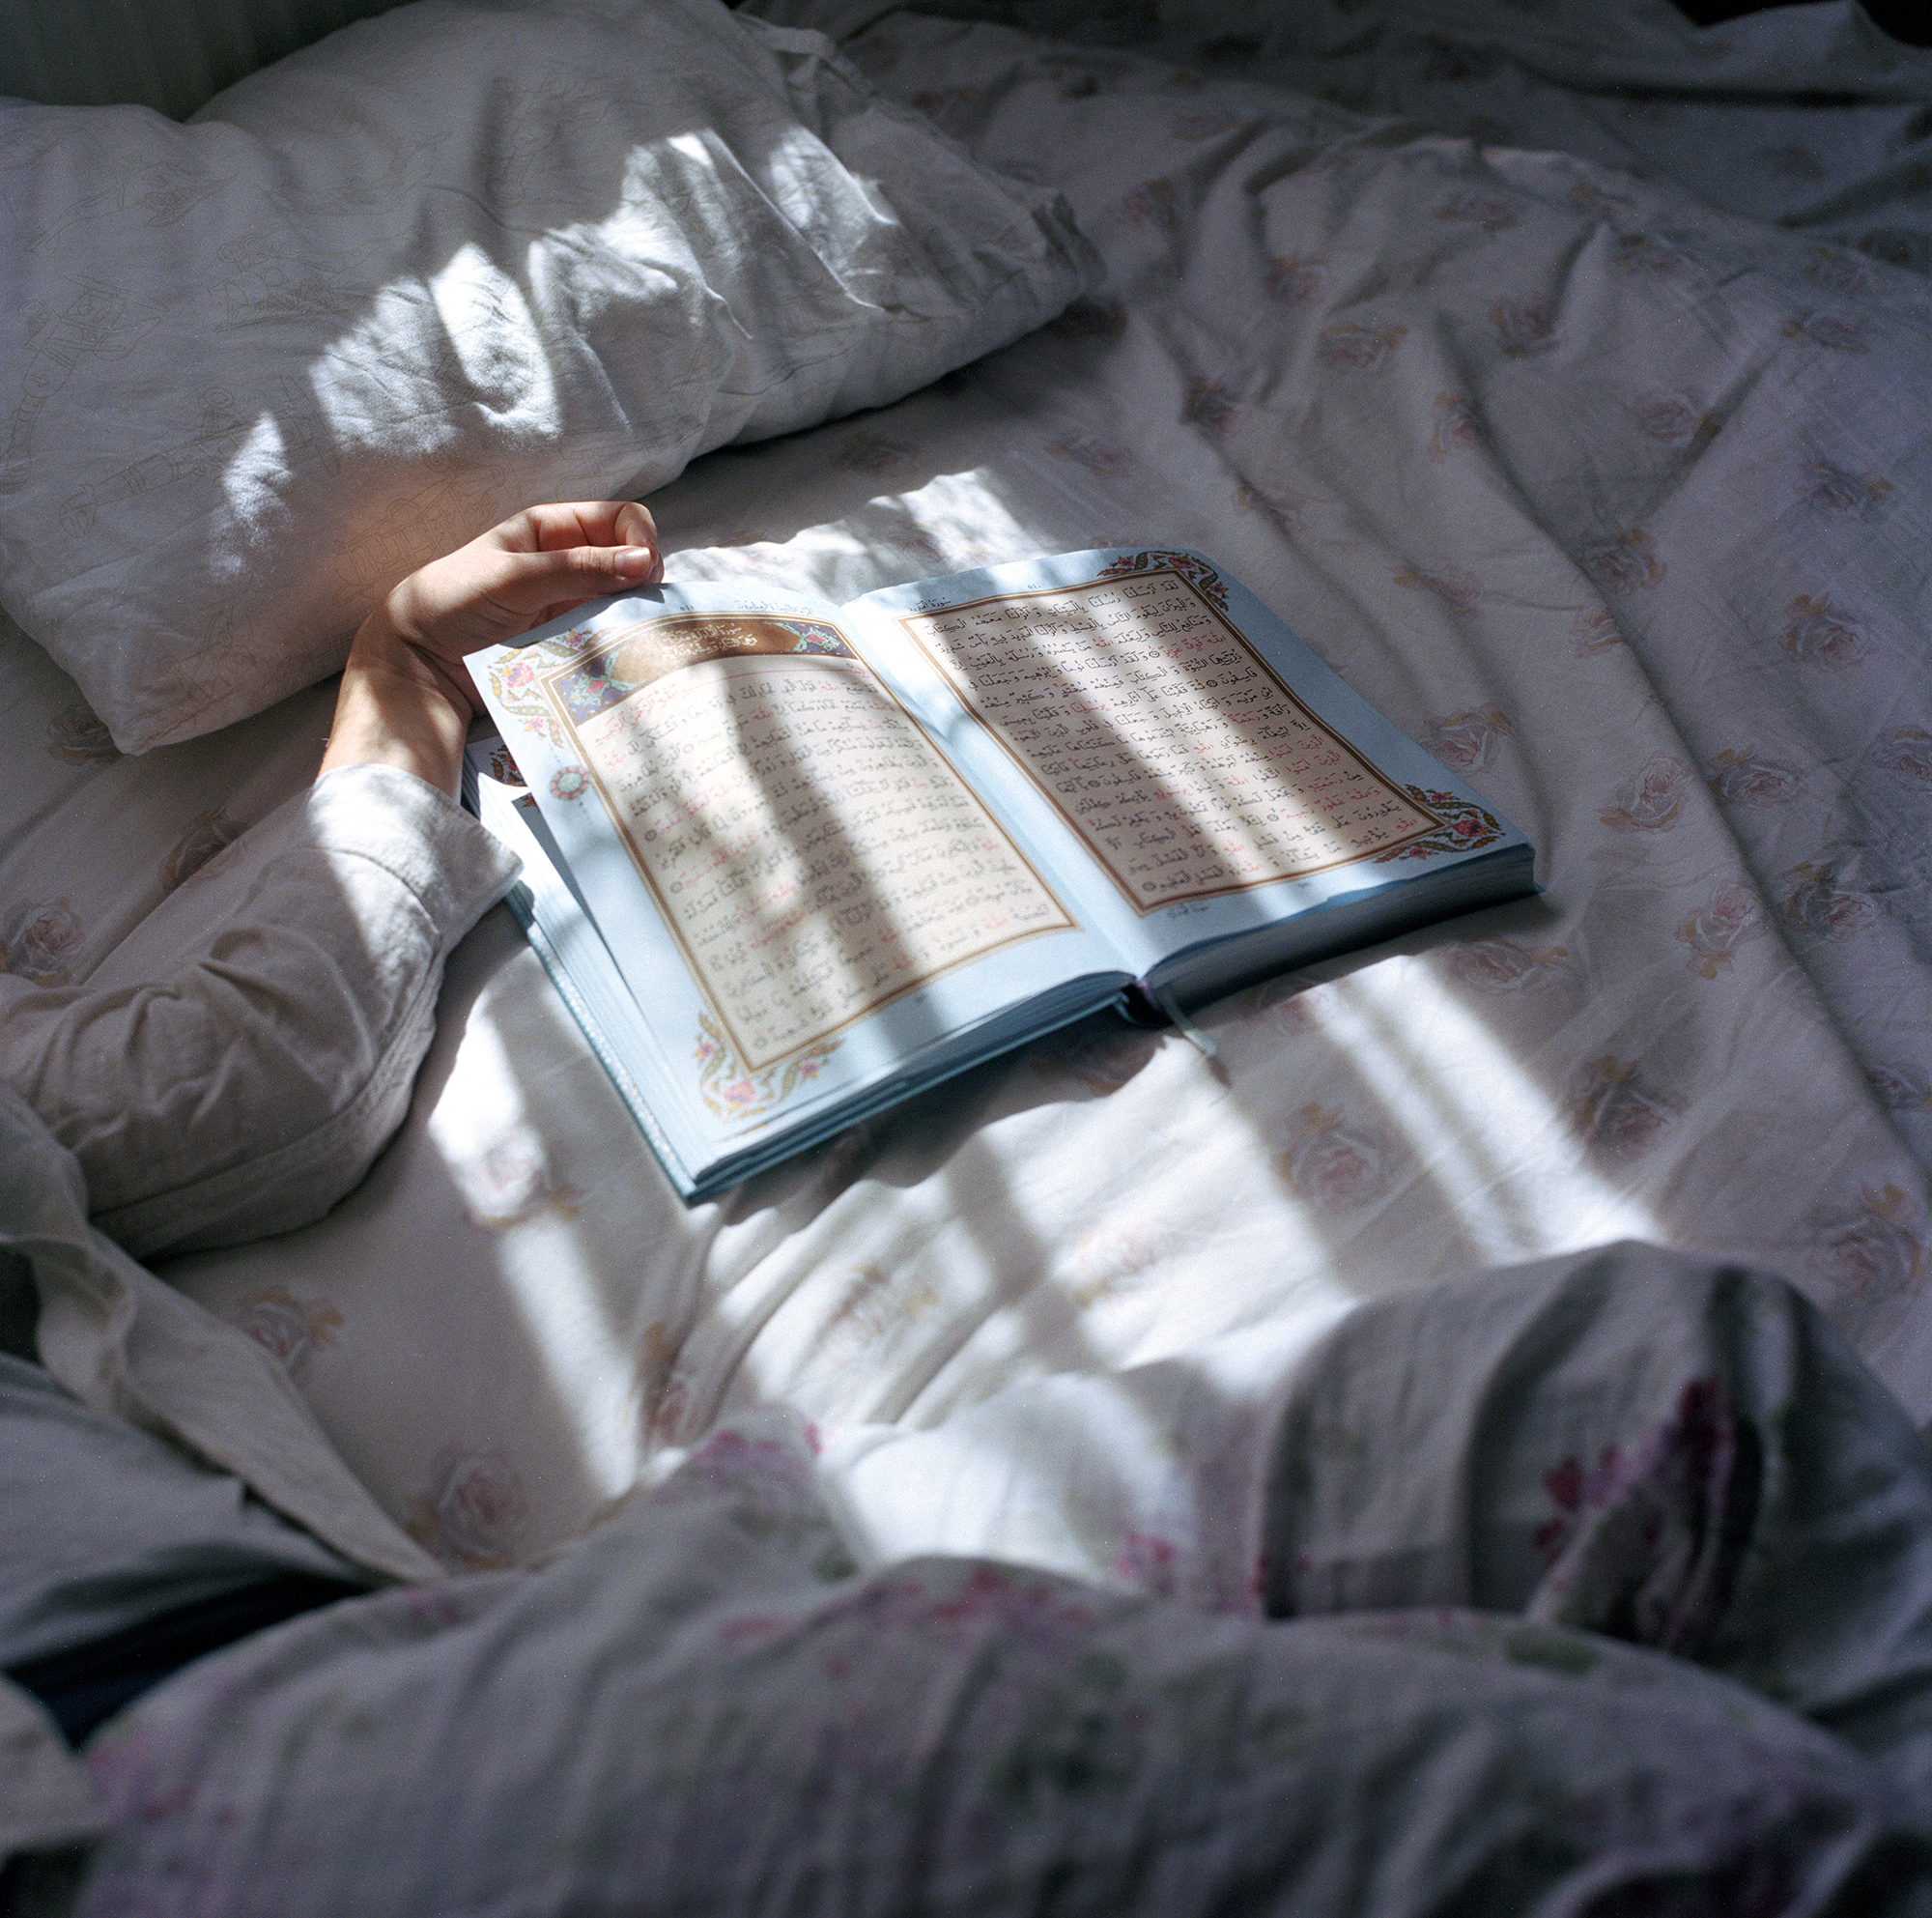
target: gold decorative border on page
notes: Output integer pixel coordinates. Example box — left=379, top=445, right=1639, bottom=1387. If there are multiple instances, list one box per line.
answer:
left=694, top=1011, right=842, bottom=1120
left=1371, top=787, right=1506, bottom=863
left=528, top=614, right=1078, bottom=1076
left=898, top=560, right=1447, bottom=914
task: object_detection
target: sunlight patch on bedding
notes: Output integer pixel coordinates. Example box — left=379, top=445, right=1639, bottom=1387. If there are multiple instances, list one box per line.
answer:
left=818, top=1376, right=1183, bottom=1584
left=665, top=468, right=1044, bottom=608
left=426, top=1016, right=640, bottom=1503
left=1310, top=958, right=1661, bottom=1259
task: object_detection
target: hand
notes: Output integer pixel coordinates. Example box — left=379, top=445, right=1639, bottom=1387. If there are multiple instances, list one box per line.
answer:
left=320, top=502, right=663, bottom=794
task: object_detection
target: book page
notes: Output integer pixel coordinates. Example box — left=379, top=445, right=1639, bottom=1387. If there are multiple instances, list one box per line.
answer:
left=525, top=614, right=1074, bottom=1072
left=896, top=562, right=1440, bottom=911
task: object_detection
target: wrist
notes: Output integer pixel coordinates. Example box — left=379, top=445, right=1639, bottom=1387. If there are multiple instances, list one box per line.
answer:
left=319, top=626, right=476, bottom=796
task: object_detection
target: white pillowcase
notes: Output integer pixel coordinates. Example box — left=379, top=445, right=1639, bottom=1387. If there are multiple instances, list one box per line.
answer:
left=0, top=0, right=1092, bottom=751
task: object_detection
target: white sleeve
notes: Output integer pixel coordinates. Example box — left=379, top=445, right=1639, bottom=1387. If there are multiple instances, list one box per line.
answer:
left=0, top=764, right=520, bottom=1259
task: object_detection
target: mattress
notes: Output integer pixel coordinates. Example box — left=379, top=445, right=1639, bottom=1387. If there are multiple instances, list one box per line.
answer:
left=3, top=0, right=1927, bottom=1574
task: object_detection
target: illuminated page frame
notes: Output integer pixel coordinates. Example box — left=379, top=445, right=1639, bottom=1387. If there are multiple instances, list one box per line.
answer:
left=531, top=612, right=1077, bottom=1072
left=896, top=560, right=1445, bottom=913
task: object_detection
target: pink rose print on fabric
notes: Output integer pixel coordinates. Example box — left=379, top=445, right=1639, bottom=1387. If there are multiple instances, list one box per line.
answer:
left=1318, top=321, right=1406, bottom=371
left=1535, top=1444, right=1625, bottom=1564
left=1278, top=1102, right=1393, bottom=1212
left=1265, top=254, right=1325, bottom=306
left=1867, top=1066, right=1931, bottom=1116
left=448, top=1125, right=579, bottom=1231
left=1803, top=244, right=1871, bottom=293
left=640, top=1321, right=693, bottom=1446
left=3, top=899, right=83, bottom=985
left=406, top=1446, right=531, bottom=1569
left=1858, top=228, right=1928, bottom=272
left=1781, top=312, right=1865, bottom=353
left=1600, top=753, right=1691, bottom=832
left=1235, top=481, right=1311, bottom=537
left=1579, top=527, right=1663, bottom=594
left=1428, top=390, right=1479, bottom=459
left=1122, top=177, right=1179, bottom=233
left=1392, top=563, right=1483, bottom=614
left=160, top=808, right=242, bottom=890
left=1808, top=1187, right=1926, bottom=1306
left=230, top=1287, right=344, bottom=1371
left=1781, top=594, right=1872, bottom=670
left=1048, top=435, right=1132, bottom=476
left=1872, top=727, right=1932, bottom=790
left=1491, top=298, right=1560, bottom=358
left=1534, top=1376, right=1751, bottom=1656
left=1780, top=861, right=1877, bottom=941
left=1434, top=191, right=1517, bottom=234
left=1801, top=461, right=1891, bottom=518
left=1674, top=880, right=1758, bottom=979
left=1571, top=1055, right=1672, bottom=1158
left=1062, top=1222, right=1187, bottom=1309
left=1629, top=391, right=1719, bottom=446
left=1181, top=377, right=1238, bottom=431
left=832, top=432, right=914, bottom=476
left=1609, top=233, right=1683, bottom=278
left=1706, top=748, right=1802, bottom=809
left=1425, top=703, right=1514, bottom=772
left=44, top=701, right=120, bottom=764
left=1567, top=180, right=1638, bottom=226
left=1447, top=939, right=1570, bottom=992
left=798, top=1562, right=1099, bottom=1665
left=1571, top=604, right=1621, bottom=653
left=655, top=1429, right=847, bottom=1575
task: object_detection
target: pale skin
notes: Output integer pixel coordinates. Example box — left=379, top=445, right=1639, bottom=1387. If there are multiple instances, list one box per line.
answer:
left=319, top=500, right=664, bottom=797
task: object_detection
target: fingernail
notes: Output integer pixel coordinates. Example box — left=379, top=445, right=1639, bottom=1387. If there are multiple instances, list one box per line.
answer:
left=614, top=546, right=656, bottom=578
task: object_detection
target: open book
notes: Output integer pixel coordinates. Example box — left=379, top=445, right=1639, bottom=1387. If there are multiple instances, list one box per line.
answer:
left=468, top=548, right=1535, bottom=1200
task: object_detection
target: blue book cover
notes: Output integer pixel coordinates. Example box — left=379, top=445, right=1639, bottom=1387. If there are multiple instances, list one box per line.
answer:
left=470, top=548, right=1534, bottom=1200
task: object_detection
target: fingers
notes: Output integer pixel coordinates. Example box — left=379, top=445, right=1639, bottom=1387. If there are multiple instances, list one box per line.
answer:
left=384, top=501, right=667, bottom=662
left=502, top=500, right=660, bottom=561
left=474, top=540, right=660, bottom=631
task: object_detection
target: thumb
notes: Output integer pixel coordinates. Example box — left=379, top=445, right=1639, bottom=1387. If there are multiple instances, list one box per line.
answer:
left=479, top=540, right=663, bottom=628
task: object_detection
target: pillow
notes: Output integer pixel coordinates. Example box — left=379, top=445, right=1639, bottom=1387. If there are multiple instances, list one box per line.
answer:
left=0, top=0, right=1092, bottom=751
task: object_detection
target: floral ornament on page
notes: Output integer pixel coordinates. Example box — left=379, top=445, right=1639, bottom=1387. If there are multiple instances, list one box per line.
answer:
left=1096, top=550, right=1231, bottom=615
left=695, top=1011, right=841, bottom=1120
left=484, top=624, right=600, bottom=748
left=1371, top=787, right=1506, bottom=864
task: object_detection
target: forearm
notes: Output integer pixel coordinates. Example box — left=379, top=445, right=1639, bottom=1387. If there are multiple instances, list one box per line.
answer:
left=0, top=768, right=518, bottom=1257
left=318, top=649, right=473, bottom=798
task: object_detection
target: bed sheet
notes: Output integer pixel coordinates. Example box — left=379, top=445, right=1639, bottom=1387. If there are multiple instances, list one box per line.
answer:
left=2, top=0, right=1927, bottom=1572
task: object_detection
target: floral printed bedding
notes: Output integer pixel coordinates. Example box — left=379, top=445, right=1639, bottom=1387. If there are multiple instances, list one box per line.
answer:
left=1, top=0, right=1927, bottom=1593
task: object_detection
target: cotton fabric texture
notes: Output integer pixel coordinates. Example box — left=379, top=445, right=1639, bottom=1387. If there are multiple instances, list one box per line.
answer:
left=0, top=0, right=1093, bottom=751
left=14, top=1252, right=1932, bottom=1914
